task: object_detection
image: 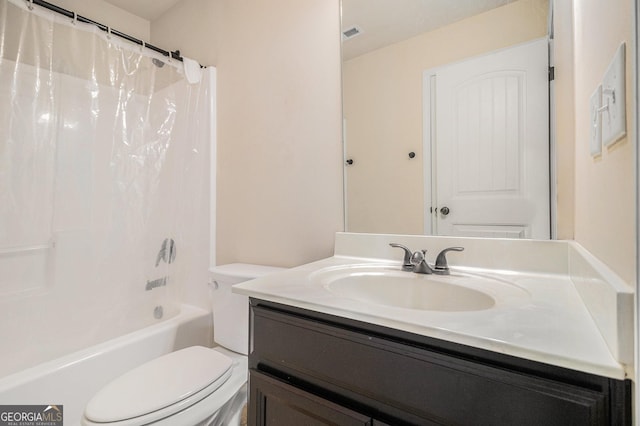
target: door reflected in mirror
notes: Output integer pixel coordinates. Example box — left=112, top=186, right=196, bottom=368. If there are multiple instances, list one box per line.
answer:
left=342, top=0, right=551, bottom=238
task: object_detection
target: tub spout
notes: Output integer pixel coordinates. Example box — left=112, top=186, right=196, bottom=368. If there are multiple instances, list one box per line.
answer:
left=146, top=276, right=167, bottom=291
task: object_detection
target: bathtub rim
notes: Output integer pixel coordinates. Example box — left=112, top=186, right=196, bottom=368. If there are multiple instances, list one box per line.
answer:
left=0, top=304, right=211, bottom=392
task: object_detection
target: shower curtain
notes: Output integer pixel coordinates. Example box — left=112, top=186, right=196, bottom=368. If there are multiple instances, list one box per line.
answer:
left=0, top=0, right=212, bottom=377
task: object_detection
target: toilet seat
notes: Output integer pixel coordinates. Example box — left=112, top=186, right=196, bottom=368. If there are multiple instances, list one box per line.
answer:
left=82, top=346, right=240, bottom=425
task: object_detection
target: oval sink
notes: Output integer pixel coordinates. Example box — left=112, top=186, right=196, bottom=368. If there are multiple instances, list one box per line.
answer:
left=310, top=265, right=530, bottom=312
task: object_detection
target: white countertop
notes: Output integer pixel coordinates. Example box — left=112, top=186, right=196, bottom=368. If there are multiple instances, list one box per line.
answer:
left=233, top=253, right=627, bottom=380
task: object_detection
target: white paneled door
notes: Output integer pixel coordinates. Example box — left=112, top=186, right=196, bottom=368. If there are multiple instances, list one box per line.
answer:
left=426, top=38, right=550, bottom=239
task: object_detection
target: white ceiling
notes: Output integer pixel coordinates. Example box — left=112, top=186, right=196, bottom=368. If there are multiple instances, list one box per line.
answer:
left=102, top=0, right=183, bottom=21
left=342, top=0, right=519, bottom=60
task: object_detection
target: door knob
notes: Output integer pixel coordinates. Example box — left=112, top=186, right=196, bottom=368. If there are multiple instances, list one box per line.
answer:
left=440, top=206, right=450, bottom=216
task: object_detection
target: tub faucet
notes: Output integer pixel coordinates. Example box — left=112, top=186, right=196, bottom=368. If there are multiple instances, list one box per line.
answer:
left=146, top=276, right=167, bottom=291
left=155, top=238, right=176, bottom=267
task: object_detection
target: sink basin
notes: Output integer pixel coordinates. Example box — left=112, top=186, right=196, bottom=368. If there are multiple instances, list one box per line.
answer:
left=310, top=264, right=530, bottom=312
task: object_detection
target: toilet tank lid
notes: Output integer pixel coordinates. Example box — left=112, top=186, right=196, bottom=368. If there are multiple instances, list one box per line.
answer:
left=209, top=263, right=285, bottom=281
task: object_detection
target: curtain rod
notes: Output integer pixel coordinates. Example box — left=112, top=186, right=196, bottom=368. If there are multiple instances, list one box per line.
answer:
left=29, top=0, right=184, bottom=63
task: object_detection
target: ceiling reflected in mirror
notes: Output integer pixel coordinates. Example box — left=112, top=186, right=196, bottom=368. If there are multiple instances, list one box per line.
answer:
left=341, top=0, right=519, bottom=60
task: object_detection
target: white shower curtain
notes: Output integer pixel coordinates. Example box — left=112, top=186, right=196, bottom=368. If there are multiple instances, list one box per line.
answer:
left=0, top=0, right=212, bottom=377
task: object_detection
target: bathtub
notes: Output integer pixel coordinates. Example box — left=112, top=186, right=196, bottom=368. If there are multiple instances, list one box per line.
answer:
left=0, top=305, right=212, bottom=425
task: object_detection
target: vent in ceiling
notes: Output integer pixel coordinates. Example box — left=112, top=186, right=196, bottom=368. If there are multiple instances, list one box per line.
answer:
left=342, top=26, right=362, bottom=41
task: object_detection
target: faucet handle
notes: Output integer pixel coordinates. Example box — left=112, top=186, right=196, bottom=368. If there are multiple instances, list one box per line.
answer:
left=155, top=238, right=176, bottom=267
left=155, top=239, right=168, bottom=267
left=389, top=243, right=413, bottom=271
left=434, top=247, right=464, bottom=274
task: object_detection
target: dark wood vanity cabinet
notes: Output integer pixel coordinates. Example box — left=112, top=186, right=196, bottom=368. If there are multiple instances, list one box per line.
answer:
left=248, top=299, right=631, bottom=426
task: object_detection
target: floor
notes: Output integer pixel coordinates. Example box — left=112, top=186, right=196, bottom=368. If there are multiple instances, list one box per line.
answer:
left=241, top=404, right=247, bottom=426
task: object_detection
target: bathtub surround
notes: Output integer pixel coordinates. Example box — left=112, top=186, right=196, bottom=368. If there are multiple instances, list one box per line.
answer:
left=0, top=0, right=213, bottom=378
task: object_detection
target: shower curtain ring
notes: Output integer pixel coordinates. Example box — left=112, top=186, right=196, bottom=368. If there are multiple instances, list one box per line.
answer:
left=141, top=41, right=146, bottom=52
left=26, top=0, right=34, bottom=10
left=71, top=12, right=77, bottom=25
left=106, top=26, right=112, bottom=40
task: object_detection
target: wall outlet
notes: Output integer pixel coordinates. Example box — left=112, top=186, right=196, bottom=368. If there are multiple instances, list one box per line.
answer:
left=589, top=85, right=602, bottom=157
left=601, top=43, right=626, bottom=147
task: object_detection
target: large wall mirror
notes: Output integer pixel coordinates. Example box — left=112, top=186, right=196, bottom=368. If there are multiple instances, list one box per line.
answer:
left=342, top=0, right=553, bottom=239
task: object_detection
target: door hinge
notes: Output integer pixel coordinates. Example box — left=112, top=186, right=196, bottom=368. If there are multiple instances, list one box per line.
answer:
left=548, top=66, right=555, bottom=82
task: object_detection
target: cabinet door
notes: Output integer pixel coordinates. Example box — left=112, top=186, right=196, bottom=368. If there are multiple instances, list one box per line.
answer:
left=249, top=370, right=372, bottom=426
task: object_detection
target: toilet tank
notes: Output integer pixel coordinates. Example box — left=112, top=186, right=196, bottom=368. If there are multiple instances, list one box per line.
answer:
left=209, top=263, right=284, bottom=355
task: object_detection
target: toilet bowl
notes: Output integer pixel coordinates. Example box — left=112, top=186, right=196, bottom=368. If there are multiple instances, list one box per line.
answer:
left=81, top=263, right=283, bottom=426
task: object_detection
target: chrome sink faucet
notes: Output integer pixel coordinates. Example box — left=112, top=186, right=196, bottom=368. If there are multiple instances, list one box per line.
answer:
left=410, top=249, right=434, bottom=274
left=389, top=243, right=464, bottom=275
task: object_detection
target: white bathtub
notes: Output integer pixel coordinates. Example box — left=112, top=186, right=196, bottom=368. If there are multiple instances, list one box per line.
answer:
left=0, top=305, right=212, bottom=425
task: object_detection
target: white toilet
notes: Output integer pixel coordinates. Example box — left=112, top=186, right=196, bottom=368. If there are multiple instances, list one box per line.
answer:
left=81, top=263, right=283, bottom=426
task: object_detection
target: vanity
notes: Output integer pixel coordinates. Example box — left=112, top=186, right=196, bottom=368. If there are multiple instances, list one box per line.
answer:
left=233, top=233, right=634, bottom=425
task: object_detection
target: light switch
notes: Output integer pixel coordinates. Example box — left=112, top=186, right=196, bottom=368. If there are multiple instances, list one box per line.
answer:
left=589, top=85, right=602, bottom=157
left=601, top=43, right=626, bottom=147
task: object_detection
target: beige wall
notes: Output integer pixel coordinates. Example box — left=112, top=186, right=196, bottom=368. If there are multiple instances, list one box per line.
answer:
left=571, top=0, right=635, bottom=285
left=552, top=0, right=576, bottom=240
left=343, top=0, right=548, bottom=234
left=151, top=0, right=344, bottom=268
left=150, top=0, right=221, bottom=66
left=215, top=0, right=343, bottom=267
left=48, top=0, right=149, bottom=41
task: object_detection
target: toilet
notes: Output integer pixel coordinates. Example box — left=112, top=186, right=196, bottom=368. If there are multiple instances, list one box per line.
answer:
left=81, top=263, right=283, bottom=426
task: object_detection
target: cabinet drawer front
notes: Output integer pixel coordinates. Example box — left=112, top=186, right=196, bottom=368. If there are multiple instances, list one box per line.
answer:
left=250, top=370, right=373, bottom=426
left=251, top=305, right=607, bottom=426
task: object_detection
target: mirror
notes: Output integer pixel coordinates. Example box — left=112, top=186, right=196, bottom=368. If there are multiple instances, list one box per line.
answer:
left=341, top=0, right=552, bottom=238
